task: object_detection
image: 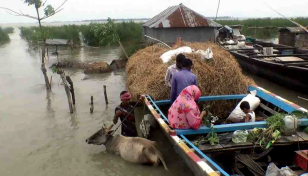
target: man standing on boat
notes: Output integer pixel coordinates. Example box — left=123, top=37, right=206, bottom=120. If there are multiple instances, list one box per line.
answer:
left=165, top=54, right=186, bottom=87
left=170, top=58, right=197, bottom=104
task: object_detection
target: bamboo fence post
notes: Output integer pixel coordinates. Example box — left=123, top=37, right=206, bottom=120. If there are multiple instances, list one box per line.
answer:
left=118, top=40, right=129, bottom=59
left=104, top=85, right=108, bottom=105
left=66, top=76, right=75, bottom=105
left=90, top=96, right=94, bottom=113
left=58, top=69, right=73, bottom=113
left=50, top=75, right=52, bottom=89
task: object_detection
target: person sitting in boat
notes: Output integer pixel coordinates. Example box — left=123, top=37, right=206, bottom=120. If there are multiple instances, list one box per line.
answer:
left=113, top=91, right=138, bottom=137
left=168, top=85, right=207, bottom=130
left=170, top=58, right=197, bottom=104
left=240, top=101, right=255, bottom=122
left=165, top=53, right=186, bottom=87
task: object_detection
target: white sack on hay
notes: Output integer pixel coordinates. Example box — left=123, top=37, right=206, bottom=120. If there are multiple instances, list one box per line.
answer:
left=160, top=46, right=193, bottom=63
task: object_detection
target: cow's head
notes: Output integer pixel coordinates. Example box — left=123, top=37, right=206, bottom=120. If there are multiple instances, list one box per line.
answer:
left=86, top=124, right=114, bottom=145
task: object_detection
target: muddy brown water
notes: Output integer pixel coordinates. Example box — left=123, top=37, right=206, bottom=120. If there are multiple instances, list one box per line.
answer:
left=1, top=28, right=308, bottom=176
left=0, top=29, right=193, bottom=176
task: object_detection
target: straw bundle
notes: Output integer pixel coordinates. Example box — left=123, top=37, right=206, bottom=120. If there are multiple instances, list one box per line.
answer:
left=126, top=42, right=255, bottom=117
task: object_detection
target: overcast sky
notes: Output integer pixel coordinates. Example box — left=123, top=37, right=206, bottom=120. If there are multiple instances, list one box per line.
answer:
left=0, top=0, right=308, bottom=23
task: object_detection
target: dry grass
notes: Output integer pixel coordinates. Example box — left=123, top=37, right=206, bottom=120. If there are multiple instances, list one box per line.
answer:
left=126, top=42, right=255, bottom=117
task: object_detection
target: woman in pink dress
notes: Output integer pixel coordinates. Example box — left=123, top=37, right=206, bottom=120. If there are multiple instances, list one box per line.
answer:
left=168, top=85, right=207, bottom=130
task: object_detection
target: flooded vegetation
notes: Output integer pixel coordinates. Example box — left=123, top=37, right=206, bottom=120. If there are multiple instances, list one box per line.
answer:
left=19, top=19, right=145, bottom=57
left=0, top=27, right=11, bottom=43
left=217, top=17, right=308, bottom=39
left=0, top=28, right=193, bottom=176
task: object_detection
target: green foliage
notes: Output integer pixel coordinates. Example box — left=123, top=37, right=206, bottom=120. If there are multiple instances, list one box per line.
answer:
left=0, top=27, right=10, bottom=43
left=19, top=25, right=81, bottom=45
left=292, top=110, right=308, bottom=119
left=92, top=18, right=119, bottom=46
left=3, top=27, right=14, bottom=34
left=247, top=113, right=285, bottom=148
left=87, top=18, right=142, bottom=46
left=79, top=24, right=100, bottom=46
left=265, top=113, right=285, bottom=132
left=19, top=19, right=144, bottom=56
left=193, top=125, right=219, bottom=146
left=216, top=17, right=308, bottom=39
left=23, top=0, right=42, bottom=8
left=44, top=5, right=55, bottom=16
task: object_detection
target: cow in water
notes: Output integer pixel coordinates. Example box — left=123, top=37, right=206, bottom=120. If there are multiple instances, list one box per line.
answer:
left=86, top=124, right=168, bottom=170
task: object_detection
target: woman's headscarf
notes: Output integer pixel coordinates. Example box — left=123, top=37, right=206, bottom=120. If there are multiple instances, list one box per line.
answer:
left=168, top=85, right=202, bottom=130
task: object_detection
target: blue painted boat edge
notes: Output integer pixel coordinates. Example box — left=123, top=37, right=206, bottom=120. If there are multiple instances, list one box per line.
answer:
left=146, top=95, right=169, bottom=122
left=181, top=135, right=230, bottom=176
left=176, top=119, right=308, bottom=135
left=248, top=86, right=297, bottom=113
left=154, top=94, right=248, bottom=106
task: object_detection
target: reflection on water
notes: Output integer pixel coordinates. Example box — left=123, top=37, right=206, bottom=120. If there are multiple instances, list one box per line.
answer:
left=244, top=71, right=308, bottom=109
left=0, top=28, right=193, bottom=176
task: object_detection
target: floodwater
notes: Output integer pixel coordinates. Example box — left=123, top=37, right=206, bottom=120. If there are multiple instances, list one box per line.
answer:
left=1, top=28, right=308, bottom=176
left=0, top=29, right=193, bottom=176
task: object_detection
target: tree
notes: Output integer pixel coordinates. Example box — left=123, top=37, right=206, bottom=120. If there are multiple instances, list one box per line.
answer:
left=1, top=0, right=74, bottom=113
left=1, top=0, right=68, bottom=90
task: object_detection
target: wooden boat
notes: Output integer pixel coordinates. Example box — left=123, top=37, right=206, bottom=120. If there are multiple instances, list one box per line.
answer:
left=144, top=85, right=308, bottom=176
left=223, top=40, right=308, bottom=94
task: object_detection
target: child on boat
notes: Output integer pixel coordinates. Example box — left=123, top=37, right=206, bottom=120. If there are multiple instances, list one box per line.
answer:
left=240, top=101, right=256, bottom=122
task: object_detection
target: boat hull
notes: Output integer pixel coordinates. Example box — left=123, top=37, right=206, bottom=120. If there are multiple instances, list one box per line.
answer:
left=230, top=51, right=308, bottom=94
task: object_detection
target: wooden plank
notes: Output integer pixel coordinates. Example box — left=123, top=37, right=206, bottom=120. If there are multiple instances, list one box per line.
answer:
left=251, top=54, right=308, bottom=58
left=296, top=131, right=308, bottom=141
left=176, top=119, right=308, bottom=135
left=221, top=141, right=253, bottom=149
left=275, top=136, right=292, bottom=144
left=259, top=103, right=277, bottom=115
left=284, top=134, right=305, bottom=142
left=154, top=94, right=247, bottom=106
left=199, top=144, right=223, bottom=153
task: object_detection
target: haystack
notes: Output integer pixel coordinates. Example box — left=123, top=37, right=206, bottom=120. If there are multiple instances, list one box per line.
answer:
left=126, top=42, right=255, bottom=117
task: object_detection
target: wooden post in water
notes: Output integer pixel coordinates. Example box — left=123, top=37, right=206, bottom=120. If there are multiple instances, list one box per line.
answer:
left=50, top=75, right=52, bottom=89
left=58, top=69, right=73, bottom=113
left=66, top=76, right=75, bottom=105
left=90, top=96, right=94, bottom=113
left=104, top=85, right=108, bottom=105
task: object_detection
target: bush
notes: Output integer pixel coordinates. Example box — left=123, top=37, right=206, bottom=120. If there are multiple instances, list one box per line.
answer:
left=0, top=27, right=10, bottom=43
left=3, top=27, right=14, bottom=34
left=19, top=25, right=81, bottom=45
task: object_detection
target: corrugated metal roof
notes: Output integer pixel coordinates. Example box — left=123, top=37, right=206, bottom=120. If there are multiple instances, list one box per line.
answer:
left=143, top=3, right=221, bottom=28
left=278, top=27, right=308, bottom=34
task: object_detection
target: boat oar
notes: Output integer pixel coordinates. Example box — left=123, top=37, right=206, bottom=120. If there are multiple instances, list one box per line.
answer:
left=265, top=4, right=308, bottom=33
left=144, top=35, right=171, bottom=49
left=298, top=96, right=308, bottom=102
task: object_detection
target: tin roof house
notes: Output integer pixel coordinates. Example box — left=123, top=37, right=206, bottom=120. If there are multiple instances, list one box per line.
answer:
left=143, top=3, right=222, bottom=44
left=278, top=27, right=308, bottom=49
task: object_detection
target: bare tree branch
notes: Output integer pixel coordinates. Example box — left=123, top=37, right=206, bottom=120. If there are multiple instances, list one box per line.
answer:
left=54, top=0, right=68, bottom=12
left=5, top=9, right=19, bottom=16
left=0, top=7, right=37, bottom=20
left=42, top=0, right=48, bottom=6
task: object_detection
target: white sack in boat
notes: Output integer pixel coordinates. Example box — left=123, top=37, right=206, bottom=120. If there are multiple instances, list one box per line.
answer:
left=227, top=90, right=260, bottom=123
left=195, top=48, right=213, bottom=61
left=160, top=46, right=193, bottom=63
